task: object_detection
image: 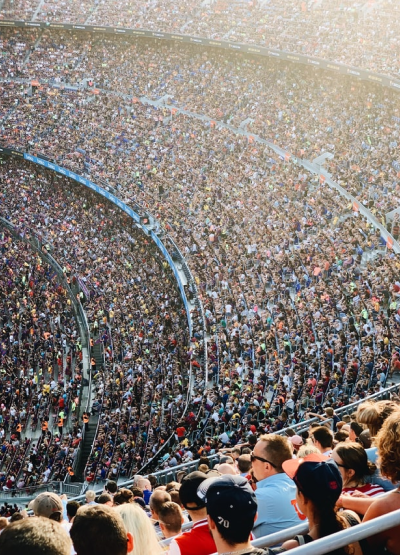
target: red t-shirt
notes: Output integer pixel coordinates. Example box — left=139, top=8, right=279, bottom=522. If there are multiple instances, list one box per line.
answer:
left=176, top=427, right=186, bottom=438
left=169, top=519, right=217, bottom=555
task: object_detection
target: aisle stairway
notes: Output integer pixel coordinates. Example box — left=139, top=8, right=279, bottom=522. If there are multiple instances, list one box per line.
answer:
left=74, top=415, right=98, bottom=481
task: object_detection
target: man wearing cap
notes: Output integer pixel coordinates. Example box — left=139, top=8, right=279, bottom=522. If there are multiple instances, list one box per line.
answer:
left=250, top=435, right=301, bottom=538
left=199, top=474, right=270, bottom=555
left=169, top=471, right=217, bottom=555
left=288, top=435, right=303, bottom=455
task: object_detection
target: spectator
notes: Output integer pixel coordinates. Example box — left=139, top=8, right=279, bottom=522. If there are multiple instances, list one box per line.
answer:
left=280, top=454, right=362, bottom=554
left=0, top=517, right=72, bottom=555
left=97, top=493, right=113, bottom=506
left=149, top=489, right=171, bottom=521
left=169, top=471, right=217, bottom=555
left=310, top=427, right=334, bottom=457
left=113, top=489, right=133, bottom=506
left=199, top=474, right=268, bottom=555
left=251, top=435, right=300, bottom=538
left=332, top=443, right=385, bottom=497
left=85, top=491, right=97, bottom=505
left=70, top=505, right=133, bottom=555
left=363, top=409, right=400, bottom=554
left=237, top=454, right=252, bottom=476
left=157, top=501, right=184, bottom=539
left=66, top=501, right=80, bottom=523
left=115, top=503, right=163, bottom=555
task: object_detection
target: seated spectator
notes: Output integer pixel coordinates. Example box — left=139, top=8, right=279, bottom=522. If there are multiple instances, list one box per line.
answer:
left=114, top=489, right=133, bottom=506
left=70, top=505, right=133, bottom=555
left=169, top=471, right=217, bottom=555
left=332, top=443, right=384, bottom=497
left=237, top=454, right=252, bottom=476
left=0, top=517, right=72, bottom=555
left=310, top=427, right=334, bottom=457
left=158, top=501, right=184, bottom=539
left=199, top=474, right=268, bottom=555
left=97, top=493, right=113, bottom=506
left=104, top=480, right=118, bottom=497
left=251, top=435, right=300, bottom=538
left=85, top=490, right=97, bottom=505
left=364, top=409, right=400, bottom=554
left=66, top=501, right=80, bottom=523
left=149, top=489, right=171, bottom=521
left=115, top=503, right=163, bottom=555
left=280, top=454, right=362, bottom=554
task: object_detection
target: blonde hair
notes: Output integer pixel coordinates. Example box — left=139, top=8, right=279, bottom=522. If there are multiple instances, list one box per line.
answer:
left=297, top=444, right=320, bottom=458
left=356, top=400, right=399, bottom=438
left=115, top=503, right=163, bottom=555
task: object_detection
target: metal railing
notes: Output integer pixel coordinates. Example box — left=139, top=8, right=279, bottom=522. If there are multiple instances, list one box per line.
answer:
left=238, top=509, right=400, bottom=555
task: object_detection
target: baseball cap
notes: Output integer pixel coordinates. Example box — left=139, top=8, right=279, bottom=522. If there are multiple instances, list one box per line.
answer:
left=179, top=471, right=208, bottom=510
left=282, top=453, right=342, bottom=505
left=28, top=492, right=63, bottom=518
left=197, top=475, right=257, bottom=532
left=288, top=435, right=303, bottom=447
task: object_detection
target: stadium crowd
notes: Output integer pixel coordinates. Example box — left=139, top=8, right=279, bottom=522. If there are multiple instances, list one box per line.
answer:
left=1, top=398, right=400, bottom=554
left=0, top=25, right=400, bottom=482
left=2, top=0, right=400, bottom=78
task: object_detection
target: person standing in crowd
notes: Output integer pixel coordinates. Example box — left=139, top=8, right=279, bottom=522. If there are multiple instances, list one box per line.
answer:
left=0, top=517, right=72, bottom=555
left=70, top=505, right=133, bottom=555
left=310, top=427, right=334, bottom=457
left=158, top=501, right=184, bottom=540
left=115, top=503, right=163, bottom=555
left=199, top=474, right=270, bottom=555
left=251, top=435, right=300, bottom=537
left=169, top=471, right=217, bottom=555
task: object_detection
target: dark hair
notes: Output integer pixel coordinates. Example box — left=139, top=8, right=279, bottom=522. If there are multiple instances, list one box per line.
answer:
left=97, top=493, right=113, bottom=505
left=0, top=517, right=71, bottom=555
left=9, top=513, right=24, bottom=523
left=67, top=501, right=80, bottom=519
left=350, top=422, right=363, bottom=438
left=113, top=489, right=133, bottom=506
left=129, top=487, right=144, bottom=498
left=70, top=505, right=128, bottom=555
left=237, top=456, right=252, bottom=473
left=105, top=480, right=118, bottom=494
left=312, top=426, right=334, bottom=449
left=335, top=442, right=376, bottom=483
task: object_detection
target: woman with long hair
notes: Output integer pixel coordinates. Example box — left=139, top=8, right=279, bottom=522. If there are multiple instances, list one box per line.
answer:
left=363, top=409, right=400, bottom=554
left=114, top=503, right=163, bottom=555
left=279, top=453, right=363, bottom=555
left=332, top=442, right=385, bottom=497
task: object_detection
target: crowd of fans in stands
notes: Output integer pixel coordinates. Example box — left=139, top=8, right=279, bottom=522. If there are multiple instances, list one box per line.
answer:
left=2, top=0, right=400, bottom=78
left=0, top=0, right=400, bottom=497
left=1, top=398, right=400, bottom=554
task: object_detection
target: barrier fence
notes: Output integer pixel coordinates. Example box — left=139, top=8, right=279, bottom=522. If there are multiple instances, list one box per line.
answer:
left=0, top=19, right=399, bottom=92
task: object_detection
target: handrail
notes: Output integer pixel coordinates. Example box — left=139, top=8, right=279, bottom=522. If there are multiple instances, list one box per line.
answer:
left=248, top=509, right=400, bottom=554
left=0, top=20, right=399, bottom=93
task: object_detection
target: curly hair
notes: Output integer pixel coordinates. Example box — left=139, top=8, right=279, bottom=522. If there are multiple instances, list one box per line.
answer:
left=375, top=408, right=400, bottom=484
left=356, top=400, right=399, bottom=438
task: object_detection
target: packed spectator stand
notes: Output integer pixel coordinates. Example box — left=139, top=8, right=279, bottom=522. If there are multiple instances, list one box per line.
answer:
left=0, top=0, right=400, bottom=514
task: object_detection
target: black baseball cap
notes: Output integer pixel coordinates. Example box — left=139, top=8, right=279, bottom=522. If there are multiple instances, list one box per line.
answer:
left=179, top=471, right=208, bottom=510
left=282, top=453, right=342, bottom=505
left=197, top=475, right=257, bottom=532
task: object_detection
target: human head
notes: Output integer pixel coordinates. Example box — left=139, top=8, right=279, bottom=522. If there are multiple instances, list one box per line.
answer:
left=237, top=454, right=252, bottom=474
left=288, top=435, right=303, bottom=452
left=332, top=442, right=376, bottom=488
left=28, top=492, right=63, bottom=519
left=66, top=501, right=80, bottom=522
left=70, top=505, right=133, bottom=555
left=136, top=477, right=152, bottom=492
left=198, top=474, right=257, bottom=547
left=157, top=501, right=184, bottom=539
left=349, top=421, right=363, bottom=443
left=282, top=453, right=342, bottom=518
left=149, top=489, right=171, bottom=520
left=0, top=517, right=71, bottom=555
left=0, top=517, right=8, bottom=532
left=85, top=490, right=96, bottom=504
left=216, top=462, right=237, bottom=475
left=251, top=435, right=293, bottom=481
left=115, top=502, right=163, bottom=554
left=113, top=489, right=133, bottom=506
left=296, top=444, right=320, bottom=458
left=105, top=480, right=118, bottom=496
left=97, top=493, right=113, bottom=506
left=310, top=426, right=334, bottom=454
left=375, top=408, right=400, bottom=483
left=178, top=471, right=208, bottom=515
left=356, top=400, right=399, bottom=438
